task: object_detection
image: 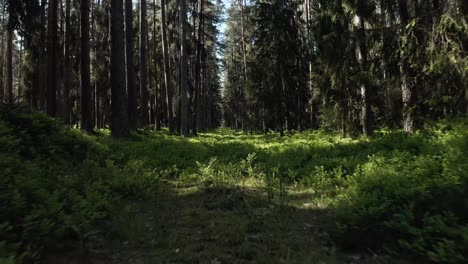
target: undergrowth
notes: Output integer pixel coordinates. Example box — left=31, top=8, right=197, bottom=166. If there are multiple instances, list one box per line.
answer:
left=0, top=104, right=159, bottom=263
left=1, top=104, right=467, bottom=263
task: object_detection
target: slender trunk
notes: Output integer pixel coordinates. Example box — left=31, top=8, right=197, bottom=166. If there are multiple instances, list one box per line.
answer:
left=40, top=0, right=47, bottom=110
left=306, top=0, right=317, bottom=129
left=357, top=15, right=372, bottom=136
left=92, top=0, right=100, bottom=128
left=153, top=0, right=161, bottom=130
left=81, top=0, right=93, bottom=131
left=239, top=0, right=248, bottom=129
left=398, top=0, right=414, bottom=133
left=18, top=37, right=23, bottom=103
left=193, top=0, right=204, bottom=135
left=111, top=0, right=129, bottom=137
left=125, top=0, right=137, bottom=129
left=140, top=0, right=150, bottom=127
left=161, top=0, right=174, bottom=132
left=0, top=12, right=4, bottom=103
left=47, top=0, right=59, bottom=116
left=63, top=0, right=72, bottom=125
left=179, top=0, right=189, bottom=136
left=461, top=0, right=468, bottom=115
left=57, top=0, right=64, bottom=119
left=5, top=19, right=13, bottom=103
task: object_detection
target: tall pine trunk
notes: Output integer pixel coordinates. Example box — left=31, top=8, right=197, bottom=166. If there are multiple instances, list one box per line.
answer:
left=193, top=0, right=204, bottom=135
left=153, top=0, right=161, bottom=130
left=125, top=0, right=137, bottom=130
left=5, top=14, right=13, bottom=103
left=398, top=0, right=415, bottom=133
left=47, top=0, right=59, bottom=116
left=63, top=0, right=72, bottom=125
left=357, top=15, right=372, bottom=136
left=179, top=0, right=189, bottom=136
left=0, top=12, right=5, bottom=103
left=140, top=0, right=149, bottom=127
left=81, top=0, right=93, bottom=131
left=40, top=0, right=47, bottom=110
left=111, top=0, right=130, bottom=137
left=161, top=0, right=174, bottom=133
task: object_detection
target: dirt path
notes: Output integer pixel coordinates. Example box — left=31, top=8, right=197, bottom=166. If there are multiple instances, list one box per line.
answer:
left=69, top=180, right=407, bottom=264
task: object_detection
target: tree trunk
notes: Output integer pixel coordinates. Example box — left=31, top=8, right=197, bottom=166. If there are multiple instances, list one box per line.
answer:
left=18, top=36, right=23, bottom=103
left=140, top=0, right=150, bottom=127
left=461, top=0, right=468, bottom=115
left=125, top=0, right=137, bottom=130
left=47, top=0, right=59, bottom=116
left=193, top=0, right=204, bottom=135
left=5, top=17, right=13, bottom=104
left=40, top=0, right=47, bottom=110
left=357, top=15, right=372, bottom=136
left=179, top=0, right=189, bottom=136
left=63, top=0, right=72, bottom=125
left=153, top=0, right=161, bottom=130
left=111, top=0, right=130, bottom=137
left=0, top=12, right=4, bottom=103
left=81, top=0, right=93, bottom=131
left=161, top=0, right=174, bottom=133
left=398, top=0, right=414, bottom=133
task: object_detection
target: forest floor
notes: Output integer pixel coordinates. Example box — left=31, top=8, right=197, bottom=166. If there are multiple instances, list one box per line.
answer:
left=88, top=179, right=396, bottom=264
left=3, top=106, right=466, bottom=263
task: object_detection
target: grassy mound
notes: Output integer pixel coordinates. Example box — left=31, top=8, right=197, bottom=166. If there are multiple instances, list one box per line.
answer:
left=0, top=104, right=158, bottom=263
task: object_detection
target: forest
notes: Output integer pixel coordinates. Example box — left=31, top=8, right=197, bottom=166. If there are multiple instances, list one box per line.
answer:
left=0, top=0, right=467, bottom=263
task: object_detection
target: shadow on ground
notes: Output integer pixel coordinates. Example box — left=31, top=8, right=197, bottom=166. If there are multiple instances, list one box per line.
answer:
left=73, top=181, right=413, bottom=264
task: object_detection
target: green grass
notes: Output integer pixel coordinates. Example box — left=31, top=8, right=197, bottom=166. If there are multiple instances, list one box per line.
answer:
left=1, top=104, right=467, bottom=263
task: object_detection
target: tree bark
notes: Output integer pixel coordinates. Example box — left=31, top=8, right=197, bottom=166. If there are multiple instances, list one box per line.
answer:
left=140, top=0, right=150, bottom=127
left=153, top=0, right=161, bottom=130
left=398, top=0, right=415, bottom=133
left=125, top=0, right=137, bottom=130
left=460, top=0, right=468, bottom=115
left=161, top=0, right=174, bottom=133
left=111, top=0, right=130, bottom=137
left=81, top=0, right=93, bottom=131
left=40, top=0, right=47, bottom=110
left=5, top=15, right=13, bottom=104
left=179, top=0, right=189, bottom=136
left=63, top=0, right=72, bottom=125
left=357, top=15, right=372, bottom=136
left=193, top=0, right=204, bottom=135
left=18, top=37, right=23, bottom=103
left=47, top=0, right=59, bottom=116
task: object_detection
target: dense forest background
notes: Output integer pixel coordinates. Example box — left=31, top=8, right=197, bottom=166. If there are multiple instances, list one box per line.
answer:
left=0, top=0, right=467, bottom=263
left=1, top=0, right=466, bottom=136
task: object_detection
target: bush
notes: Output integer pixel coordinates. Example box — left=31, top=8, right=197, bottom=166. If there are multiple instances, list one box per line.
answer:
left=0, top=104, right=158, bottom=262
left=332, top=122, right=468, bottom=263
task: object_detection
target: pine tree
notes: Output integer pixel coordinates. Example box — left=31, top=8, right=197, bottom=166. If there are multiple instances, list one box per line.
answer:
left=111, top=0, right=129, bottom=137
left=81, top=0, right=93, bottom=132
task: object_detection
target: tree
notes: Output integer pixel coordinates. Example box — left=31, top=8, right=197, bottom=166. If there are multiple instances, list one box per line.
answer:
left=140, top=0, right=149, bottom=127
left=192, top=0, right=204, bottom=135
left=81, top=0, right=93, bottom=132
left=5, top=5, right=13, bottom=103
left=47, top=0, right=58, bottom=117
left=161, top=0, right=174, bottom=133
left=397, top=0, right=415, bottom=133
left=125, top=0, right=137, bottom=130
left=179, top=0, right=189, bottom=136
left=352, top=0, right=375, bottom=136
left=111, top=0, right=129, bottom=137
left=63, top=0, right=72, bottom=125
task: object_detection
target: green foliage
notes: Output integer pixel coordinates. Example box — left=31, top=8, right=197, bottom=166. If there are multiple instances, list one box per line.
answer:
left=333, top=121, right=468, bottom=263
left=2, top=104, right=467, bottom=262
left=0, top=104, right=158, bottom=262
